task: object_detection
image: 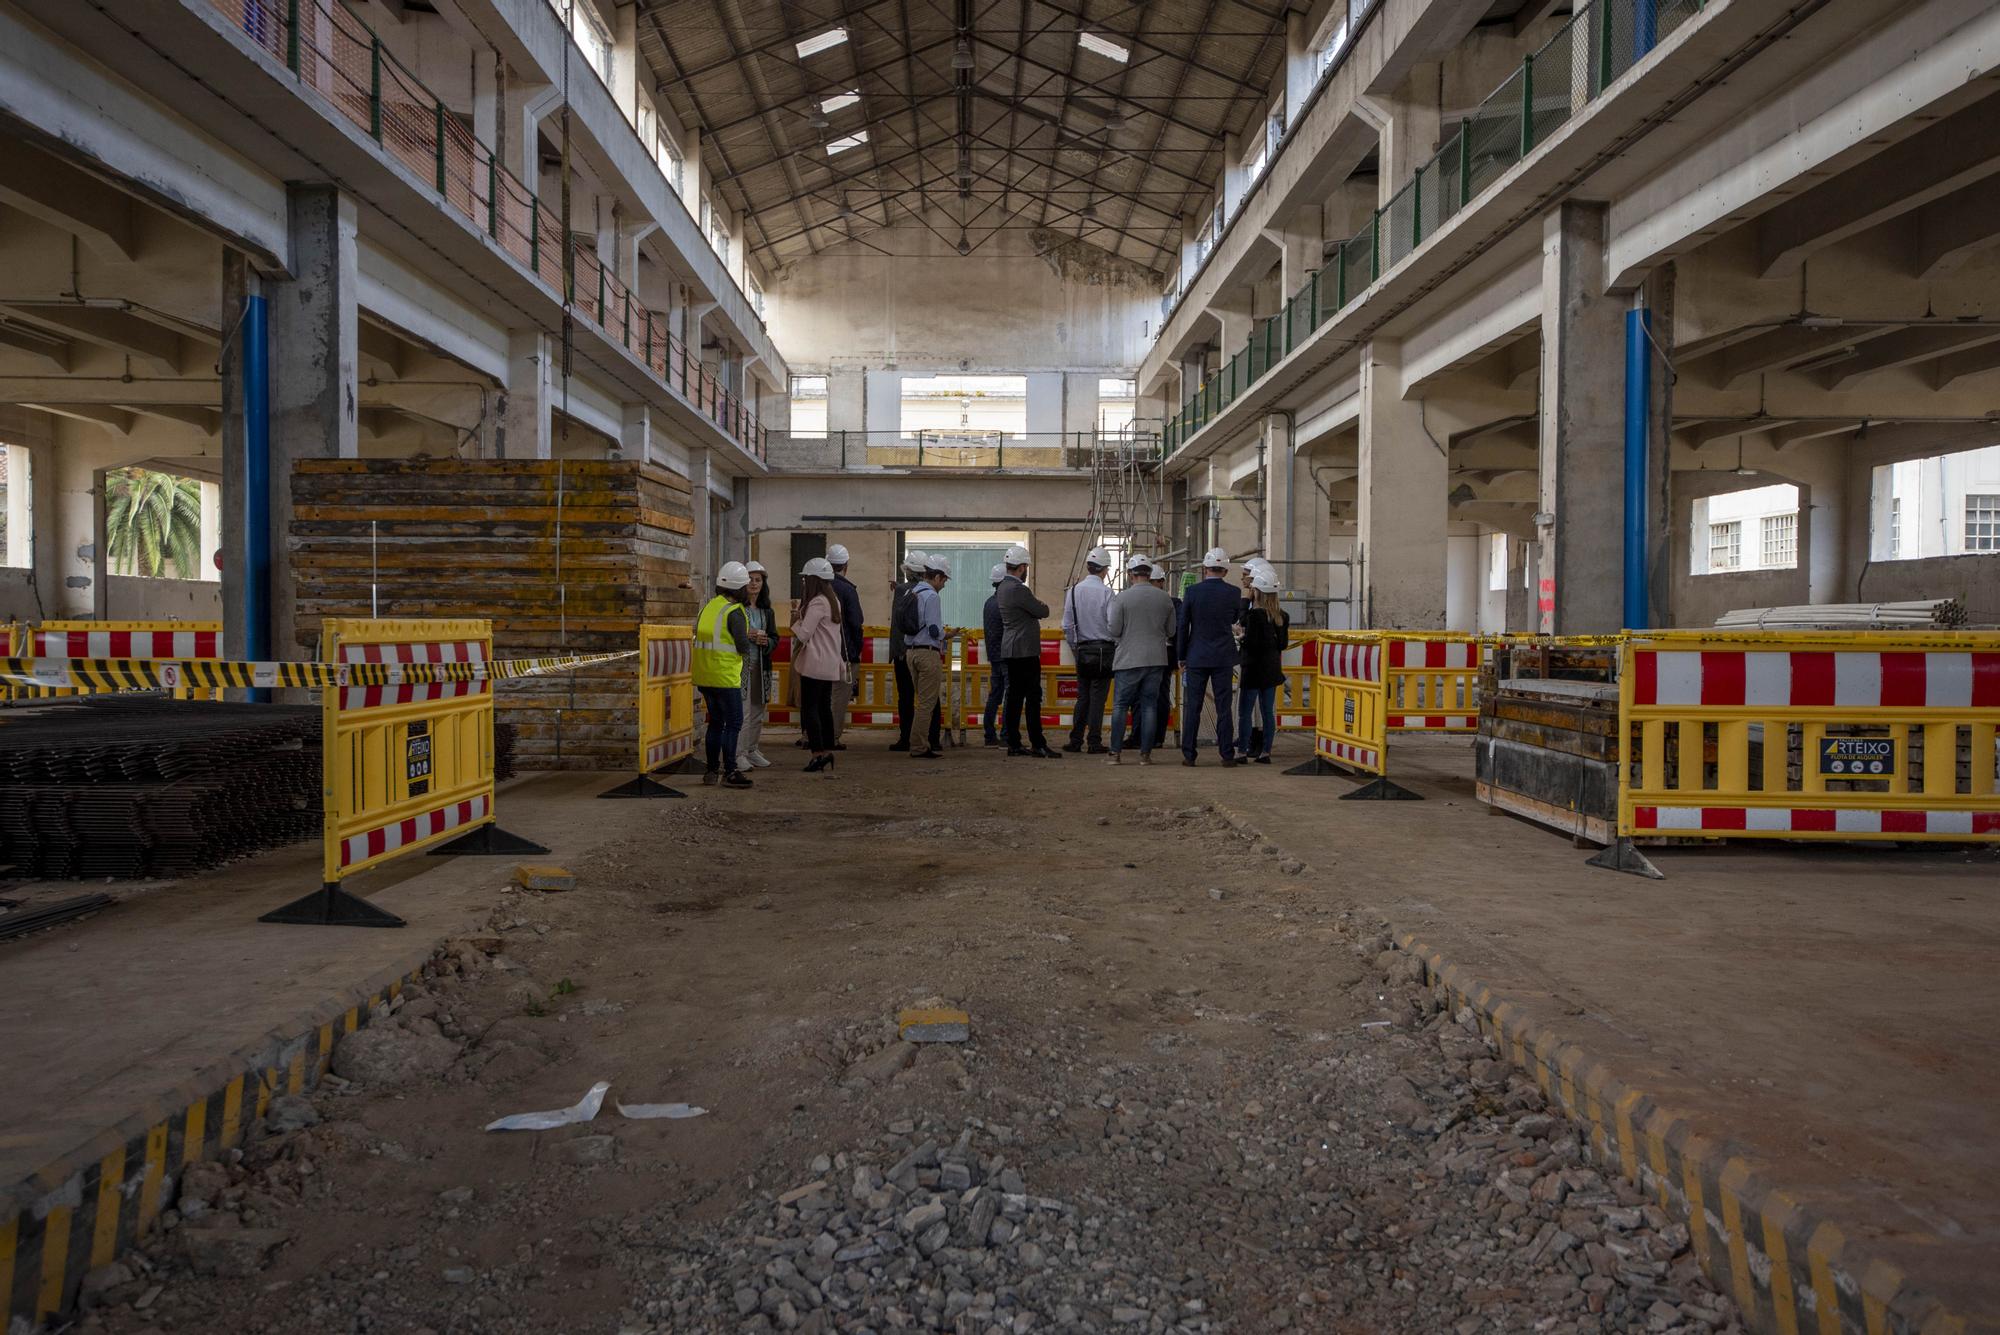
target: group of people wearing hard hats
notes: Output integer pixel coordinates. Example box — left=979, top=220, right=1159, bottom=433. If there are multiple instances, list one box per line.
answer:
left=687, top=541, right=1289, bottom=786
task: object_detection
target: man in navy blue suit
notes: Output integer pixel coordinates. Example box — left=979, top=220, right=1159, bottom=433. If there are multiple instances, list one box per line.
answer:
left=1176, top=546, right=1244, bottom=767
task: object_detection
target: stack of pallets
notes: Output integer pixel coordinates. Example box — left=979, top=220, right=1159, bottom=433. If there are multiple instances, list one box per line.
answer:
left=289, top=458, right=698, bottom=771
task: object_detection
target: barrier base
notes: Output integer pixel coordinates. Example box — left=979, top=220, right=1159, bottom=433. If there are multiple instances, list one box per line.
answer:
left=1585, top=837, right=1665, bottom=880
left=598, top=774, right=687, bottom=800
left=259, top=883, right=406, bottom=928
left=1283, top=756, right=1339, bottom=777
left=428, top=824, right=551, bottom=857
left=1341, top=776, right=1423, bottom=802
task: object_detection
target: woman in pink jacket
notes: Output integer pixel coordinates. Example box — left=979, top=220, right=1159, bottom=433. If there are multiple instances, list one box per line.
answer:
left=790, top=557, right=846, bottom=775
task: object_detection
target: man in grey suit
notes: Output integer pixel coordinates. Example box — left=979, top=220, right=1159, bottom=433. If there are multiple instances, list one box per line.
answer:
left=996, top=543, right=1060, bottom=758
left=1105, top=553, right=1178, bottom=764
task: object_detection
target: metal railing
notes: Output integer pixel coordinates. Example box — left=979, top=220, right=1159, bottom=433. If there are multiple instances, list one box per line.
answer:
left=768, top=430, right=1164, bottom=470
left=207, top=0, right=769, bottom=462
left=1161, top=0, right=1702, bottom=457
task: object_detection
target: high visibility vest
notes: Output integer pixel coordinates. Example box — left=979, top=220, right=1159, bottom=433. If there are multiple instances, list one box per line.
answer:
left=692, top=595, right=744, bottom=689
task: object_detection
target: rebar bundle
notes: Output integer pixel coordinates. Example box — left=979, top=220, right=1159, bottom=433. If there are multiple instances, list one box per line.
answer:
left=0, top=698, right=322, bottom=879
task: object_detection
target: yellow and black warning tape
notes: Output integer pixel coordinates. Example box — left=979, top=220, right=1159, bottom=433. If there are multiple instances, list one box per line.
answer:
left=0, top=651, right=636, bottom=693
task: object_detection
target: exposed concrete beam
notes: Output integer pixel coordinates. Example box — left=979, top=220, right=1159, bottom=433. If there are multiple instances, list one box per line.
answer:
left=1511, top=0, right=1566, bottom=36
left=1754, top=93, right=2000, bottom=278
left=125, top=403, right=222, bottom=433
left=1683, top=323, right=1901, bottom=390
left=1907, top=173, right=2000, bottom=278
left=24, top=401, right=135, bottom=434
left=0, top=320, right=71, bottom=373
left=1930, top=337, right=2000, bottom=390
left=357, top=321, right=407, bottom=382
left=1768, top=419, right=1865, bottom=451
left=0, top=140, right=140, bottom=260
left=1679, top=417, right=1800, bottom=450
left=1813, top=325, right=2000, bottom=389
left=0, top=303, right=188, bottom=376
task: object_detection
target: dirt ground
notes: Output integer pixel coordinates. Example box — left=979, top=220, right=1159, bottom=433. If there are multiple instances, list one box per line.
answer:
left=70, top=732, right=1749, bottom=1335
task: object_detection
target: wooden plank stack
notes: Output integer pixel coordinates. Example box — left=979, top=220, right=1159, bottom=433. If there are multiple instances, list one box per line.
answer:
left=1474, top=642, right=1622, bottom=844
left=290, top=458, right=696, bottom=771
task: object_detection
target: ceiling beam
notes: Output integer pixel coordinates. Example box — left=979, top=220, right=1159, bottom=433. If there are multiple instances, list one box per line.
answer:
left=0, top=304, right=189, bottom=376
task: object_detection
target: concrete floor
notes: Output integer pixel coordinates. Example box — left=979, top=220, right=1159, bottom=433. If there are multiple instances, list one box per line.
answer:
left=3, top=736, right=1995, bottom=1325
left=1247, top=732, right=2000, bottom=1326
left=0, top=772, right=606, bottom=1190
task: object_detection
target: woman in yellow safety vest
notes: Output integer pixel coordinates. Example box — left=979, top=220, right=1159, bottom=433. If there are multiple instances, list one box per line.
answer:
left=693, top=562, right=755, bottom=789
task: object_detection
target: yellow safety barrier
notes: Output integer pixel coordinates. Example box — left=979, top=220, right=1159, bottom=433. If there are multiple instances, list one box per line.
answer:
left=260, top=617, right=549, bottom=927
left=1592, top=629, right=2000, bottom=876
left=1290, top=632, right=1417, bottom=798
left=7, top=620, right=223, bottom=700
left=1381, top=632, right=1484, bottom=732
left=601, top=624, right=694, bottom=798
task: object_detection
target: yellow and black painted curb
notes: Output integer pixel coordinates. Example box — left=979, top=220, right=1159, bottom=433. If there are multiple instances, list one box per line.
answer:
left=1, top=947, right=438, bottom=1327
left=1399, top=933, right=1991, bottom=1335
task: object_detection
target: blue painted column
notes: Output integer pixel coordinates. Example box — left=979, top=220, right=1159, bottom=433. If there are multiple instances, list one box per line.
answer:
left=1623, top=307, right=1651, bottom=630
left=241, top=293, right=272, bottom=670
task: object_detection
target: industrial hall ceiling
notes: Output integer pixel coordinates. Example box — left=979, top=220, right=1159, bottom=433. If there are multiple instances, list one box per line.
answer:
left=633, top=0, right=1297, bottom=273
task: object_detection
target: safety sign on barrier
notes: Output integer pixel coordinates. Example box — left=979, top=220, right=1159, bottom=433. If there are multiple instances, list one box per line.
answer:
left=1820, top=737, right=1894, bottom=776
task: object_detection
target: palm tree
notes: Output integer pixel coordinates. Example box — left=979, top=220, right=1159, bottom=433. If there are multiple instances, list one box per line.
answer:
left=105, top=467, right=202, bottom=579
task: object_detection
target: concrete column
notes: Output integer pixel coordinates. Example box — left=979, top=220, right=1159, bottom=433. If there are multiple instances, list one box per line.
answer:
left=618, top=403, right=653, bottom=464
left=1261, top=415, right=1330, bottom=601
left=683, top=129, right=705, bottom=213
left=270, top=186, right=357, bottom=656
left=1221, top=132, right=1246, bottom=220
left=1212, top=298, right=1253, bottom=357
left=1360, top=69, right=1441, bottom=208
left=1535, top=202, right=1625, bottom=634
left=502, top=80, right=558, bottom=183
left=1643, top=264, right=1675, bottom=625
left=688, top=446, right=713, bottom=587
left=1284, top=9, right=1315, bottom=131
left=615, top=222, right=655, bottom=284
left=472, top=48, right=500, bottom=153
left=498, top=329, right=552, bottom=459
left=1180, top=211, right=1199, bottom=288
left=1357, top=338, right=1447, bottom=628
left=1265, top=206, right=1321, bottom=298
left=612, top=4, right=640, bottom=122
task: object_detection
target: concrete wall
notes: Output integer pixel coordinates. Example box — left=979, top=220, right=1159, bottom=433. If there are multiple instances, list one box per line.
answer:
left=105, top=575, right=223, bottom=620
left=766, top=225, right=1160, bottom=395
left=1670, top=472, right=1810, bottom=627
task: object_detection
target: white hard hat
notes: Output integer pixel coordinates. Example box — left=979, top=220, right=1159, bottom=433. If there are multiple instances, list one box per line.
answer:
left=1251, top=571, right=1280, bottom=594
left=924, top=553, right=952, bottom=576
left=800, top=556, right=834, bottom=579
left=1126, top=553, right=1152, bottom=572
left=745, top=560, right=767, bottom=574
left=1085, top=546, right=1111, bottom=568
left=1148, top=562, right=1169, bottom=580
left=1243, top=555, right=1273, bottom=573
left=1004, top=544, right=1031, bottom=566
left=827, top=544, right=850, bottom=565
left=1202, top=546, right=1230, bottom=568
left=904, top=549, right=929, bottom=572
left=990, top=563, right=1006, bottom=584
left=716, top=560, right=751, bottom=590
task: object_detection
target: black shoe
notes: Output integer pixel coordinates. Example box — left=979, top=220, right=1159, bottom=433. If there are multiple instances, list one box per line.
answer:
left=1181, top=756, right=1197, bottom=767
left=1030, top=747, right=1063, bottom=759
left=1061, top=741, right=1083, bottom=753
left=834, top=743, right=848, bottom=751
left=804, top=755, right=827, bottom=773
left=983, top=736, right=1001, bottom=747
left=722, top=771, right=753, bottom=789
left=889, top=741, right=910, bottom=752
left=1254, top=754, right=1272, bottom=764
left=1250, top=727, right=1265, bottom=757
left=912, top=749, right=943, bottom=760
left=1086, top=743, right=1110, bottom=755
left=701, top=768, right=720, bottom=786
left=1006, top=747, right=1032, bottom=757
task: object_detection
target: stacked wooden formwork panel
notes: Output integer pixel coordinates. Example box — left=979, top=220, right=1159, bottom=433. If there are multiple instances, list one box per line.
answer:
left=289, top=459, right=696, bottom=771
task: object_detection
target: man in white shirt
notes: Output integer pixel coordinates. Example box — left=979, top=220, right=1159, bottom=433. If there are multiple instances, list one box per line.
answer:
left=1061, top=547, right=1117, bottom=754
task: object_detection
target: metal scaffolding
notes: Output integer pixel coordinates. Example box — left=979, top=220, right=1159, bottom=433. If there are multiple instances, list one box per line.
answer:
left=1078, top=429, right=1169, bottom=584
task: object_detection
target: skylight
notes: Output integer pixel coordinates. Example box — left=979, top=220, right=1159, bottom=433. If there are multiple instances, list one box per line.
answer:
left=1078, top=32, right=1129, bottom=62
left=821, top=90, right=861, bottom=114
left=827, top=129, right=869, bottom=154
left=796, top=27, right=848, bottom=57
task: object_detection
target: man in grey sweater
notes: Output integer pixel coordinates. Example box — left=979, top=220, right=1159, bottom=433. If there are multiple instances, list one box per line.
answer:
left=1105, top=553, right=1178, bottom=764
left=996, top=543, right=1060, bottom=758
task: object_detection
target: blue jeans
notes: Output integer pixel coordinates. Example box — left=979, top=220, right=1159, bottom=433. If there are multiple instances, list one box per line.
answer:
left=1109, top=665, right=1165, bottom=755
left=700, top=685, right=743, bottom=773
left=1236, top=684, right=1277, bottom=755
left=982, top=661, right=1010, bottom=741
left=1181, top=663, right=1236, bottom=761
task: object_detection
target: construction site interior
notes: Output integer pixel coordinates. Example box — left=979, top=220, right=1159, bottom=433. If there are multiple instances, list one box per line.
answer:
left=1, top=0, right=1997, bottom=1332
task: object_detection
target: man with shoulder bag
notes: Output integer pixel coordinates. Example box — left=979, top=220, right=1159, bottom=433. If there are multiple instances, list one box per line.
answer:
left=1061, top=546, right=1117, bottom=754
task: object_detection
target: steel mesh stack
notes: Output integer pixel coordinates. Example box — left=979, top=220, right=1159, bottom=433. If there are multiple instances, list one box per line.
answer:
left=0, top=697, right=322, bottom=879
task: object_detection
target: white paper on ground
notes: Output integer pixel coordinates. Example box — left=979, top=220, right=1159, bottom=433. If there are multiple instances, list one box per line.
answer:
left=617, top=1102, right=709, bottom=1120
left=484, top=1080, right=611, bottom=1132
